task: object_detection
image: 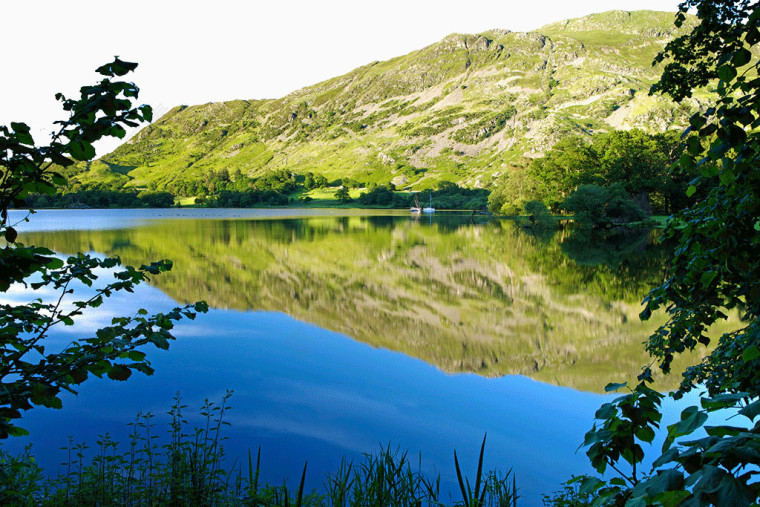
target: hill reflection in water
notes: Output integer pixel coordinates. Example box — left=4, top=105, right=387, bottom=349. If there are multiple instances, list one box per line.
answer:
left=19, top=210, right=711, bottom=392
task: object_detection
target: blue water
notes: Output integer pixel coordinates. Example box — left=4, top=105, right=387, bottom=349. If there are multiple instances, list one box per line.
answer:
left=2, top=209, right=697, bottom=505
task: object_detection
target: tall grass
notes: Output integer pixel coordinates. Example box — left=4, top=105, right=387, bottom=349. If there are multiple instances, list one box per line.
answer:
left=0, top=394, right=518, bottom=506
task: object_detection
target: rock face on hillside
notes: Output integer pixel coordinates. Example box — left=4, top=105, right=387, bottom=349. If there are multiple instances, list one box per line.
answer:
left=84, top=10, right=708, bottom=192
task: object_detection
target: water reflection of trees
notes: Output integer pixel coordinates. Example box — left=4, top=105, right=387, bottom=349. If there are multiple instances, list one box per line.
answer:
left=561, top=228, right=657, bottom=268
left=20, top=215, right=703, bottom=392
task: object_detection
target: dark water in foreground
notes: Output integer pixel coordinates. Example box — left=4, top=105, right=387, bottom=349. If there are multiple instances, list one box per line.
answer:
left=3, top=209, right=703, bottom=505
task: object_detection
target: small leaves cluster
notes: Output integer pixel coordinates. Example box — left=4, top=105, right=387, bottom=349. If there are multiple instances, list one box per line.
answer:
left=576, top=381, right=760, bottom=506
left=0, top=59, right=206, bottom=438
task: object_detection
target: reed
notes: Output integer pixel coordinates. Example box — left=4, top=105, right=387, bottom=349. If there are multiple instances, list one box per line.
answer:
left=0, top=396, right=518, bottom=506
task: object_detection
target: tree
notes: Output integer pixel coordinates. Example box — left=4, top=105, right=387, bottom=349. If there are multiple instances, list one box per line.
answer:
left=334, top=186, right=351, bottom=202
left=528, top=136, right=599, bottom=210
left=560, top=184, right=646, bottom=229
left=0, top=59, right=206, bottom=438
left=138, top=190, right=175, bottom=208
left=592, top=130, right=683, bottom=213
left=491, top=130, right=684, bottom=216
left=571, top=3, right=760, bottom=505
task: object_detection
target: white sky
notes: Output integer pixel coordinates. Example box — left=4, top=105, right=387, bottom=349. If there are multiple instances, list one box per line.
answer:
left=1, top=0, right=682, bottom=155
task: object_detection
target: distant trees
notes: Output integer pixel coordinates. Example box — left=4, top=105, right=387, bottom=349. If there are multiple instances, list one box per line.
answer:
left=432, top=181, right=489, bottom=210
left=489, top=129, right=685, bottom=215
left=334, top=186, right=351, bottom=202
left=358, top=185, right=395, bottom=205
left=25, top=189, right=175, bottom=208
left=303, top=172, right=328, bottom=190
left=137, top=191, right=174, bottom=208
left=561, top=184, right=647, bottom=228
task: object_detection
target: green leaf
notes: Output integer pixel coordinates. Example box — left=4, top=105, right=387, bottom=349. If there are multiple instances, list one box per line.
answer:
left=4, top=227, right=18, bottom=243
left=718, top=64, right=737, bottom=82
left=701, top=393, right=746, bottom=411
left=679, top=152, right=696, bottom=170
left=127, top=350, right=146, bottom=362
left=110, top=125, right=127, bottom=139
left=43, top=396, right=63, bottom=409
left=686, top=185, right=697, bottom=197
left=141, top=105, right=153, bottom=122
left=674, top=406, right=707, bottom=435
left=700, top=271, right=717, bottom=287
left=711, top=473, right=755, bottom=506
left=738, top=399, right=760, bottom=421
left=578, top=476, right=605, bottom=495
left=654, top=490, right=691, bottom=507
left=742, top=346, right=760, bottom=362
left=70, top=369, right=88, bottom=384
left=50, top=172, right=67, bottom=186
left=107, top=364, right=132, bottom=381
left=719, top=170, right=735, bottom=186
left=732, top=48, right=752, bottom=67
left=635, top=425, right=656, bottom=444
left=96, top=58, right=138, bottom=77
left=604, top=382, right=627, bottom=392
left=68, top=139, right=96, bottom=161
left=700, top=164, right=719, bottom=178
left=11, top=122, right=34, bottom=145
left=705, top=425, right=745, bottom=438
left=642, top=469, right=684, bottom=498
left=7, top=425, right=30, bottom=437
left=746, top=26, right=760, bottom=45
left=653, top=446, right=680, bottom=467
left=686, top=136, right=702, bottom=155
left=49, top=150, right=74, bottom=167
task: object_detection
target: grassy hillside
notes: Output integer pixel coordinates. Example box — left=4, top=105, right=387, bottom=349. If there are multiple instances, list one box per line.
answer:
left=71, top=10, right=708, bottom=195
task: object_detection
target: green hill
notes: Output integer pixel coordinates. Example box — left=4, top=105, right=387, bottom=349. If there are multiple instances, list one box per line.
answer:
left=73, top=10, right=708, bottom=194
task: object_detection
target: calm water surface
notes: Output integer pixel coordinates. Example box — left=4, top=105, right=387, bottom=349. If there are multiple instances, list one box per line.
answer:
left=4, top=209, right=698, bottom=505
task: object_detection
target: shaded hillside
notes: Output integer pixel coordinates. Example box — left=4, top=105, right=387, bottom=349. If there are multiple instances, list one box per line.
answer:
left=71, top=10, right=708, bottom=195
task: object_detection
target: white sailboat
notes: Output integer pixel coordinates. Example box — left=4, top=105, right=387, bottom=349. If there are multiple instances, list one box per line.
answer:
left=410, top=193, right=422, bottom=213
left=422, top=194, right=435, bottom=213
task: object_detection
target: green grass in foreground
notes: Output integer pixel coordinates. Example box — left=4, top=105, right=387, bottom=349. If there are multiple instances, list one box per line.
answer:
left=0, top=393, right=518, bottom=506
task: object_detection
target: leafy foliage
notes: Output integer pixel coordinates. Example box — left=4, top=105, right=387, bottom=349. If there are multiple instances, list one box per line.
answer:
left=560, top=184, right=647, bottom=229
left=334, top=186, right=351, bottom=203
left=490, top=130, right=684, bottom=215
left=565, top=2, right=760, bottom=506
left=642, top=1, right=760, bottom=396
left=0, top=59, right=206, bottom=438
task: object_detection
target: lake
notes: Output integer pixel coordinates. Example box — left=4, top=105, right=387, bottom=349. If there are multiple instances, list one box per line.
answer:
left=3, top=209, right=705, bottom=505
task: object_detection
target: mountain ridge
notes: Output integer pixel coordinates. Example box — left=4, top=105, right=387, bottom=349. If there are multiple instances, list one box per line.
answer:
left=72, top=10, right=708, bottom=196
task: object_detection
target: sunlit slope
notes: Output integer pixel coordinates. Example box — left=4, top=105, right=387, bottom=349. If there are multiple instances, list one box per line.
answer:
left=20, top=217, right=720, bottom=392
left=76, top=10, right=706, bottom=193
